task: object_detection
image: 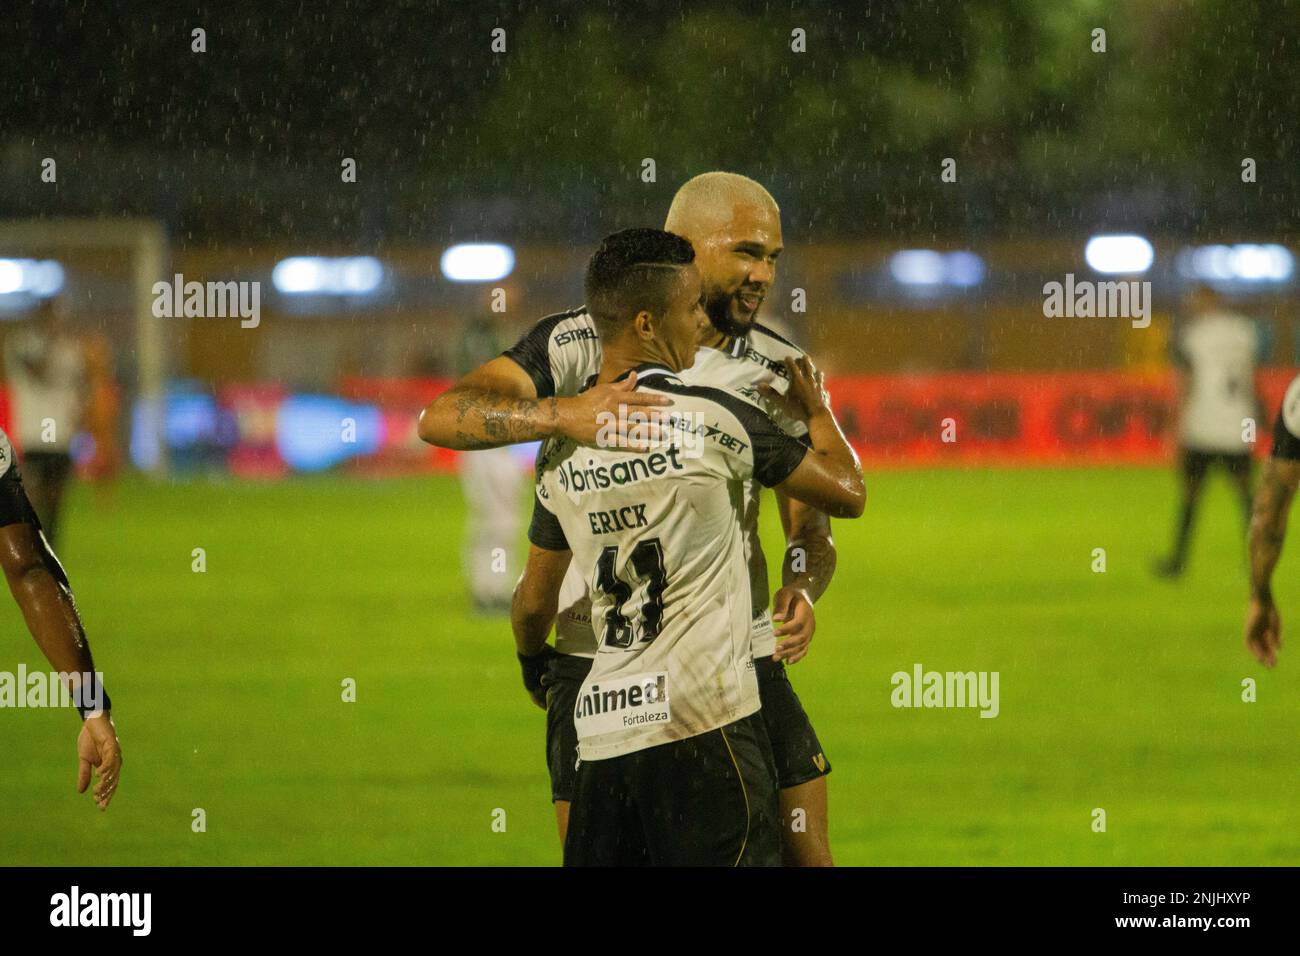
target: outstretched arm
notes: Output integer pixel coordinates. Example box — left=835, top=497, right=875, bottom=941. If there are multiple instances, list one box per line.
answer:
left=0, top=519, right=121, bottom=809
left=1245, top=457, right=1300, bottom=667
left=417, top=357, right=671, bottom=451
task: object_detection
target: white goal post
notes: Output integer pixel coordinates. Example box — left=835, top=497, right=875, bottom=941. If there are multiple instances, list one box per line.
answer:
left=0, top=218, right=169, bottom=476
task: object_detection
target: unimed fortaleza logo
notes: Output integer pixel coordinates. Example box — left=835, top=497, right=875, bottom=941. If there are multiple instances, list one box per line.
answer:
left=152, top=273, right=260, bottom=328
left=573, top=671, right=671, bottom=736
left=1042, top=273, right=1151, bottom=329
left=50, top=886, right=151, bottom=936
left=891, top=663, right=1000, bottom=718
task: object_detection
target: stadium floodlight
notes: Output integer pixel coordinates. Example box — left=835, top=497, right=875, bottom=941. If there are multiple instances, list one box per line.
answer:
left=272, top=256, right=385, bottom=295
left=27, top=260, right=66, bottom=296
left=889, top=250, right=985, bottom=288
left=440, top=243, right=515, bottom=282
left=1230, top=243, right=1292, bottom=281
left=0, top=258, right=66, bottom=297
left=1178, top=244, right=1233, bottom=281
left=1084, top=235, right=1154, bottom=274
left=1176, top=243, right=1293, bottom=284
left=944, top=251, right=986, bottom=287
left=0, top=260, right=21, bottom=295
left=890, top=250, right=946, bottom=286
left=339, top=256, right=384, bottom=293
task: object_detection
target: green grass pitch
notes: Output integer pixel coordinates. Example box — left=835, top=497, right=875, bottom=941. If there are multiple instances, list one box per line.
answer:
left=1, top=467, right=1297, bottom=866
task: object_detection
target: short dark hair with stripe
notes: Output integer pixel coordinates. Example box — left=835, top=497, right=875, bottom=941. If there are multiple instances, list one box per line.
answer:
left=584, top=228, right=695, bottom=339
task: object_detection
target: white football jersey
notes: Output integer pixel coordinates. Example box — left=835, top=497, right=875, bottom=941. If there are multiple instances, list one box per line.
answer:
left=0, top=427, right=14, bottom=479
left=505, top=307, right=814, bottom=658
left=528, top=366, right=809, bottom=760
left=1271, top=373, right=1300, bottom=461
left=1173, top=312, right=1260, bottom=453
left=3, top=330, right=85, bottom=453
left=0, top=426, right=40, bottom=528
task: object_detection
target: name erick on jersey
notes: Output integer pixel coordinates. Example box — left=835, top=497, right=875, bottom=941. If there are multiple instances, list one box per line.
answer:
left=527, top=365, right=809, bottom=760
left=504, top=307, right=814, bottom=659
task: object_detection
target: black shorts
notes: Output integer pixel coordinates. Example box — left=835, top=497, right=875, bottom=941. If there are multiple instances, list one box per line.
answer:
left=563, top=712, right=781, bottom=867
left=755, top=656, right=832, bottom=788
left=544, top=653, right=593, bottom=803
left=546, top=653, right=830, bottom=799
left=1181, top=448, right=1252, bottom=482
left=21, top=450, right=73, bottom=489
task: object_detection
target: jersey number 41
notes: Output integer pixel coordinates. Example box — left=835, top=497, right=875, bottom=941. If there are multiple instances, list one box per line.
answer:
left=594, top=538, right=667, bottom=648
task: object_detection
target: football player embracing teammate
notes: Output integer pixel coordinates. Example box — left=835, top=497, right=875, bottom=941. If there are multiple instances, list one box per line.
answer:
left=419, top=172, right=845, bottom=865
left=515, top=227, right=862, bottom=863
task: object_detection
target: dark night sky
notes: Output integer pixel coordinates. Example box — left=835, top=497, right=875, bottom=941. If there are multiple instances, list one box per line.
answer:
left=3, top=0, right=1298, bottom=241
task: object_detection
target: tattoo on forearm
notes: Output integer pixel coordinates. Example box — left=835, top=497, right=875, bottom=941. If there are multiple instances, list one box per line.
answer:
left=1249, top=473, right=1294, bottom=598
left=444, top=387, right=558, bottom=449
left=783, top=536, right=837, bottom=603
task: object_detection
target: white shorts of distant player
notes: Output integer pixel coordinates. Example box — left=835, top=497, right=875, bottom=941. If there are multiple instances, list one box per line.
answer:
left=459, top=446, right=523, bottom=606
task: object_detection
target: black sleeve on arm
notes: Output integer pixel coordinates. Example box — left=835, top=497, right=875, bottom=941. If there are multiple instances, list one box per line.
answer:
left=1272, top=405, right=1300, bottom=461
left=0, top=470, right=40, bottom=528
left=714, top=392, right=810, bottom=486
left=527, top=495, right=570, bottom=551
left=747, top=420, right=810, bottom=487
left=502, top=311, right=575, bottom=399
left=646, top=380, right=810, bottom=487
left=0, top=474, right=68, bottom=590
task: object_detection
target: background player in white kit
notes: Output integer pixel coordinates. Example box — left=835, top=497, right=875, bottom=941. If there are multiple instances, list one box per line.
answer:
left=1155, top=284, right=1263, bottom=578
left=451, top=311, right=526, bottom=614
left=4, top=295, right=87, bottom=547
left=517, top=228, right=862, bottom=865
left=422, top=173, right=843, bottom=865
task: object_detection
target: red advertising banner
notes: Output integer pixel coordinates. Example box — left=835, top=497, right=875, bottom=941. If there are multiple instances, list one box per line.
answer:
left=337, top=376, right=458, bottom=476
left=5, top=369, right=1294, bottom=476
left=828, top=369, right=1293, bottom=467
left=831, top=371, right=1172, bottom=466
left=220, top=383, right=289, bottom=479
left=389, top=370, right=1293, bottom=470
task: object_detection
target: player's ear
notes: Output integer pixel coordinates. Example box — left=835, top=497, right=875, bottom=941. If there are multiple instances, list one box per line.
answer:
left=633, top=309, right=656, bottom=341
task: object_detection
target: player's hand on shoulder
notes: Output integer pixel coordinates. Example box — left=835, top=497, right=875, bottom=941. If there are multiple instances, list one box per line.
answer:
left=772, top=586, right=816, bottom=665
left=77, top=713, right=122, bottom=811
left=1244, top=594, right=1282, bottom=669
left=764, top=356, right=829, bottom=424
left=558, top=371, right=673, bottom=450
